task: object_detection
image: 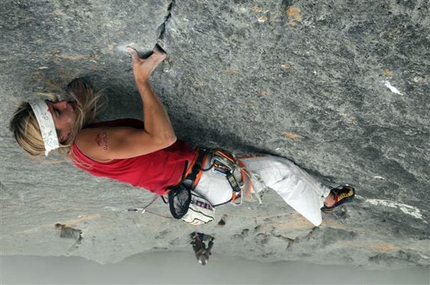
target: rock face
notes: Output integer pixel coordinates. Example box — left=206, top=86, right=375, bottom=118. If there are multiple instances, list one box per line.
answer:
left=1, top=0, right=429, bottom=269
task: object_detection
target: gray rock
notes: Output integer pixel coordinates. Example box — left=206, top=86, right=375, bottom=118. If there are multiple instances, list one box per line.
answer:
left=1, top=0, right=429, bottom=269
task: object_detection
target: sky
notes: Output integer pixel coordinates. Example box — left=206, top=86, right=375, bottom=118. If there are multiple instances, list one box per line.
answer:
left=1, top=251, right=429, bottom=285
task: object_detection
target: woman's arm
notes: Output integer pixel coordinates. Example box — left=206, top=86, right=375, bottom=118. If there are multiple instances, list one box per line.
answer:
left=130, top=46, right=176, bottom=148
left=74, top=46, right=177, bottom=161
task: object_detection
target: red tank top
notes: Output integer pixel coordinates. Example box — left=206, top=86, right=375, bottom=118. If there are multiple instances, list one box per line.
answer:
left=70, top=118, right=198, bottom=195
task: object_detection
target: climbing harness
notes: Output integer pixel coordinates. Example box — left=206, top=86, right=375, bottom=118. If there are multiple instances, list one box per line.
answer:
left=209, top=149, right=265, bottom=206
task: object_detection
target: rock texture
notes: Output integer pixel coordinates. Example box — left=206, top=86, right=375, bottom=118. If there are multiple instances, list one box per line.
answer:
left=1, top=0, right=429, bottom=269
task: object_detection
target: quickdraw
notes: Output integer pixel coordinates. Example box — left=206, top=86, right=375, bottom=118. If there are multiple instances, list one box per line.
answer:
left=210, top=149, right=264, bottom=206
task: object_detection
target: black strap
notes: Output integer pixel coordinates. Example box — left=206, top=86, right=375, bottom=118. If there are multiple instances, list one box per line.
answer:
left=226, top=171, right=241, bottom=192
left=183, top=148, right=208, bottom=189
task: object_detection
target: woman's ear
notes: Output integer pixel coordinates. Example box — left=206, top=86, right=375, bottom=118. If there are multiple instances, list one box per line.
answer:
left=59, top=132, right=70, bottom=143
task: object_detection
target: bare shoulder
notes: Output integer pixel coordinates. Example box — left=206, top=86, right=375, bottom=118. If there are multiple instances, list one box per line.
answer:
left=74, top=127, right=137, bottom=161
left=74, top=126, right=162, bottom=161
left=74, top=127, right=112, bottom=161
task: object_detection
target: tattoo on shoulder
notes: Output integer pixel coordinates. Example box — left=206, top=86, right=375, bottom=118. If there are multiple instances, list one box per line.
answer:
left=95, top=132, right=109, bottom=151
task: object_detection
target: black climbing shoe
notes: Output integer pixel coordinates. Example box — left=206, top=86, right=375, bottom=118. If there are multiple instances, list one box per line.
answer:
left=321, top=185, right=355, bottom=213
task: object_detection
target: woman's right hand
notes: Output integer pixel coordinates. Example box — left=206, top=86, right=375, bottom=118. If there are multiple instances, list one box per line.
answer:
left=127, top=45, right=166, bottom=84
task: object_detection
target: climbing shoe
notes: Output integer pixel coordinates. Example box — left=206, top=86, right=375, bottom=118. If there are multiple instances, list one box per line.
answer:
left=321, top=185, right=355, bottom=213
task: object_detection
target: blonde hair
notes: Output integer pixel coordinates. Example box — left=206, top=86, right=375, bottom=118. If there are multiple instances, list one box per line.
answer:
left=9, top=79, right=105, bottom=156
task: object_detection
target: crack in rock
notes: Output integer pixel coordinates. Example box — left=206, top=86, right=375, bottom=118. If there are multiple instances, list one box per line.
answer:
left=157, top=0, right=175, bottom=46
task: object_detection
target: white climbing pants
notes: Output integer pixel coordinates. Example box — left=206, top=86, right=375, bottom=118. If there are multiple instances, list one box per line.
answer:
left=194, top=154, right=331, bottom=227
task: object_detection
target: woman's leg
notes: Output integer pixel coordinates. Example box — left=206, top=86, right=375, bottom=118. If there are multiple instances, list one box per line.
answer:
left=239, top=154, right=331, bottom=226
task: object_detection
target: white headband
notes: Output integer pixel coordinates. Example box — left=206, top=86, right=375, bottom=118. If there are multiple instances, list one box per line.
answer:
left=29, top=100, right=60, bottom=156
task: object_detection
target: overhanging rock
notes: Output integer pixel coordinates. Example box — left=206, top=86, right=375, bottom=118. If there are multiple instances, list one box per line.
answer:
left=1, top=0, right=429, bottom=269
